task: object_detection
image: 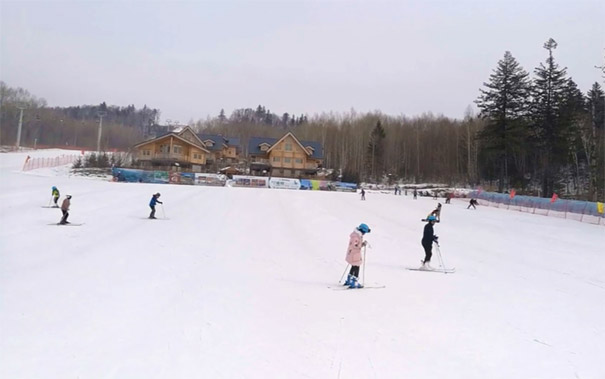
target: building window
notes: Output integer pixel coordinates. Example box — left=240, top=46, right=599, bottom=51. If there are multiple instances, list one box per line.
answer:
left=295, top=158, right=302, bottom=164
left=294, top=170, right=299, bottom=176
left=273, top=156, right=280, bottom=162
left=159, top=145, right=169, bottom=153
left=173, top=145, right=182, bottom=154
left=283, top=169, right=291, bottom=176
left=284, top=157, right=291, bottom=163
left=142, top=150, right=151, bottom=156
left=285, top=143, right=292, bottom=151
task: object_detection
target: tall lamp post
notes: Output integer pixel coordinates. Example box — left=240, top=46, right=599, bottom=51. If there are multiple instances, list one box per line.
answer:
left=15, top=106, right=25, bottom=149
left=97, top=111, right=106, bottom=152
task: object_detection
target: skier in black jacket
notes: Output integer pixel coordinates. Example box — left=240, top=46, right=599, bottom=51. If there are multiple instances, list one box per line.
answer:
left=421, top=215, right=439, bottom=270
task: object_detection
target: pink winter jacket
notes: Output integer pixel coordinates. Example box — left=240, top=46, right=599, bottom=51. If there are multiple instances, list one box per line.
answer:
left=345, top=229, right=364, bottom=266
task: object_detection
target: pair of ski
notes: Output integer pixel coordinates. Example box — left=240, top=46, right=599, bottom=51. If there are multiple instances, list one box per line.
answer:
left=407, top=267, right=455, bottom=274
left=48, top=223, right=84, bottom=226
left=330, top=283, right=386, bottom=290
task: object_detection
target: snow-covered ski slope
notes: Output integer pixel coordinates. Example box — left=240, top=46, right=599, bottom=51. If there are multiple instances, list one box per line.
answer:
left=1, top=149, right=604, bottom=379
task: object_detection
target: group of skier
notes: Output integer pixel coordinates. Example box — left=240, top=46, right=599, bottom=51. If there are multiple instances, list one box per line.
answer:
left=343, top=191, right=481, bottom=288
left=49, top=186, right=72, bottom=225
left=49, top=186, right=164, bottom=224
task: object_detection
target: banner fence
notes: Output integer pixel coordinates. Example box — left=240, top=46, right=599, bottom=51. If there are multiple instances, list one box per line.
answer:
left=470, top=191, right=605, bottom=225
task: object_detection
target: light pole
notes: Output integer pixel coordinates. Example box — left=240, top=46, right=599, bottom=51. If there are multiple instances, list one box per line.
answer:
left=97, top=111, right=106, bottom=152
left=15, top=106, right=25, bottom=148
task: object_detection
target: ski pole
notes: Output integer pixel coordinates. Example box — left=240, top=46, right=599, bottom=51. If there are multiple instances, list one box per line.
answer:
left=339, top=264, right=350, bottom=284
left=434, top=243, right=448, bottom=272
left=161, top=204, right=166, bottom=219
left=362, top=245, right=367, bottom=286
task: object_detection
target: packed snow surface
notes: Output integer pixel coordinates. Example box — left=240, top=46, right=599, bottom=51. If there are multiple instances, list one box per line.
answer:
left=1, top=149, right=604, bottom=378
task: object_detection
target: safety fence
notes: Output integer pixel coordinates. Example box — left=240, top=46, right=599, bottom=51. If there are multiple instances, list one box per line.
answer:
left=22, top=154, right=81, bottom=171
left=470, top=191, right=605, bottom=226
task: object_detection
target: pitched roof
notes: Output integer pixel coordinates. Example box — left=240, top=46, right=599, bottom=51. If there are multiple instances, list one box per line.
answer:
left=248, top=133, right=323, bottom=159
left=133, top=132, right=210, bottom=153
left=198, top=134, right=241, bottom=151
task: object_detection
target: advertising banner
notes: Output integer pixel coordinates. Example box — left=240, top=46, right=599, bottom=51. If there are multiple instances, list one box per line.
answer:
left=332, top=182, right=358, bottom=192
left=269, top=177, right=301, bottom=190
left=195, top=173, right=227, bottom=186
left=180, top=172, right=195, bottom=185
left=169, top=172, right=181, bottom=184
left=232, top=175, right=269, bottom=188
left=153, top=171, right=169, bottom=183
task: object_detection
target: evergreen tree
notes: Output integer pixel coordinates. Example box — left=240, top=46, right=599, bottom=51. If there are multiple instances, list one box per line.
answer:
left=476, top=51, right=531, bottom=192
left=218, top=109, right=227, bottom=123
left=530, top=38, right=569, bottom=197
left=585, top=82, right=605, bottom=199
left=366, top=120, right=386, bottom=181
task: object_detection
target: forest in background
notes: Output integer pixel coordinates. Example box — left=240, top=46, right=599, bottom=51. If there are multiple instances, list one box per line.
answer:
left=1, top=38, right=604, bottom=201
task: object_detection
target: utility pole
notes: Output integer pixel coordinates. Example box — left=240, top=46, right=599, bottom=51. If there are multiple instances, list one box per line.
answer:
left=15, top=106, right=25, bottom=148
left=97, top=111, right=106, bottom=152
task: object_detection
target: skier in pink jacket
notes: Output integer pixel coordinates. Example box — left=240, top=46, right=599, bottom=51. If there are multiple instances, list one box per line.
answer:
left=343, top=223, right=371, bottom=288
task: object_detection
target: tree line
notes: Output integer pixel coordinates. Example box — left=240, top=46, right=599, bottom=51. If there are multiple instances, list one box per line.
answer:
left=0, top=82, right=158, bottom=150
left=1, top=38, right=603, bottom=201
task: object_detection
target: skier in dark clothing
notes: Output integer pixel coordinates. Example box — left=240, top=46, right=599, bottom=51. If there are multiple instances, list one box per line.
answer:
left=149, top=193, right=163, bottom=219
left=420, top=215, right=439, bottom=270
left=413, top=188, right=417, bottom=199
left=360, top=188, right=366, bottom=201
left=468, top=198, right=478, bottom=209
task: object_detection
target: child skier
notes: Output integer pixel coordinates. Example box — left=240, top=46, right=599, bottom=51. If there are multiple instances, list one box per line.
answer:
left=427, top=203, right=442, bottom=222
left=343, top=223, right=371, bottom=288
left=420, top=216, right=438, bottom=270
left=149, top=193, right=163, bottom=219
left=59, top=195, right=72, bottom=224
left=468, top=198, right=478, bottom=209
left=51, top=186, right=60, bottom=207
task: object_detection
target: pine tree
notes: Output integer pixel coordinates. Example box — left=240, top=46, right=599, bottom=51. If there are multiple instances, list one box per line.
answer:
left=585, top=82, right=605, bottom=200
left=218, top=109, right=227, bottom=123
left=476, top=51, right=531, bottom=192
left=366, top=120, right=386, bottom=181
left=530, top=38, right=569, bottom=197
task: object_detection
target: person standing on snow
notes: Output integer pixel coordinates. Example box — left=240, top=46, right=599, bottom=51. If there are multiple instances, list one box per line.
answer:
left=420, top=216, right=439, bottom=270
left=59, top=195, right=72, bottom=224
left=51, top=186, right=60, bottom=207
left=360, top=188, right=366, bottom=201
left=343, top=223, right=371, bottom=288
left=149, top=193, right=163, bottom=219
left=467, top=198, right=479, bottom=209
left=413, top=188, right=417, bottom=199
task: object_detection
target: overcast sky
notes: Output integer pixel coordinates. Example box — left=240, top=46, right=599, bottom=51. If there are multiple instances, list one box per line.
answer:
left=1, top=0, right=603, bottom=123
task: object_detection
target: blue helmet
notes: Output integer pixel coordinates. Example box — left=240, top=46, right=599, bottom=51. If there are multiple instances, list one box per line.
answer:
left=357, top=223, right=371, bottom=234
left=52, top=186, right=57, bottom=190
left=427, top=215, right=437, bottom=222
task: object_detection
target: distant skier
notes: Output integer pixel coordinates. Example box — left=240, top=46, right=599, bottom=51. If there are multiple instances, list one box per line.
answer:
left=427, top=203, right=442, bottom=222
left=149, top=193, right=163, bottom=219
left=467, top=198, right=478, bottom=209
left=445, top=193, right=452, bottom=204
left=360, top=188, right=366, bottom=201
left=59, top=195, right=72, bottom=224
left=51, top=186, right=60, bottom=207
left=420, top=216, right=438, bottom=270
left=343, top=223, right=371, bottom=288
left=413, top=188, right=417, bottom=199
